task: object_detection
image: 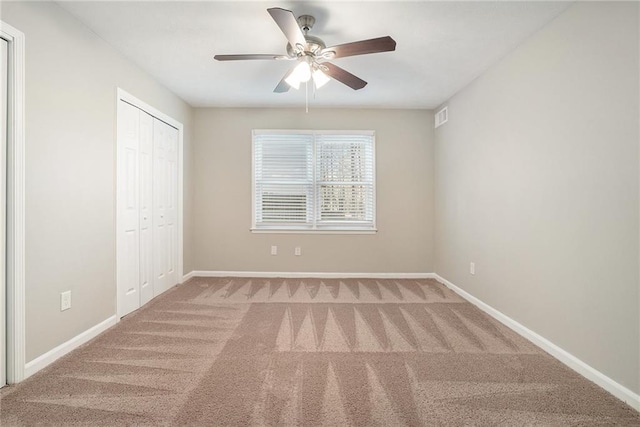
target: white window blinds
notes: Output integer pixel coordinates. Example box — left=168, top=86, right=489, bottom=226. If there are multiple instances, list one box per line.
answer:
left=253, top=130, right=376, bottom=232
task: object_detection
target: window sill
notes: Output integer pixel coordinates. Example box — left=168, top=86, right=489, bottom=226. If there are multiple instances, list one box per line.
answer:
left=250, top=228, right=378, bottom=235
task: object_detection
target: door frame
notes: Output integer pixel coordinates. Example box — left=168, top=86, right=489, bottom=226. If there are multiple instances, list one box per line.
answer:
left=0, top=20, right=26, bottom=384
left=116, top=88, right=184, bottom=319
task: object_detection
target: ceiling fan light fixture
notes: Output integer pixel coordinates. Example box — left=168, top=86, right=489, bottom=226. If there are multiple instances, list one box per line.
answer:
left=284, top=74, right=301, bottom=90
left=295, top=60, right=312, bottom=82
left=285, top=60, right=311, bottom=89
left=312, top=68, right=330, bottom=89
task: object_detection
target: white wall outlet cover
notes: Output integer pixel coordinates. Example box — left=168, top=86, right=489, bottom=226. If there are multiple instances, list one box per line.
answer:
left=61, top=291, right=71, bottom=311
left=270, top=245, right=277, bottom=255
left=295, top=247, right=301, bottom=256
left=470, top=262, right=475, bottom=275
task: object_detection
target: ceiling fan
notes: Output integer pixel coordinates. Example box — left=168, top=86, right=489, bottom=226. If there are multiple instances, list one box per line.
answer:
left=214, top=7, right=396, bottom=93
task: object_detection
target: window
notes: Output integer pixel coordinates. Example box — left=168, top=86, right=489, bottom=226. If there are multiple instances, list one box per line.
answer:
left=252, top=130, right=376, bottom=233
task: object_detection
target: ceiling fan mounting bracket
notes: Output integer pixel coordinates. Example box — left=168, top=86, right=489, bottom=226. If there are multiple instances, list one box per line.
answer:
left=297, top=15, right=315, bottom=33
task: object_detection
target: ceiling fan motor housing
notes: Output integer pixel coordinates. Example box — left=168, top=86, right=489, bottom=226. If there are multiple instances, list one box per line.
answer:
left=286, top=15, right=326, bottom=57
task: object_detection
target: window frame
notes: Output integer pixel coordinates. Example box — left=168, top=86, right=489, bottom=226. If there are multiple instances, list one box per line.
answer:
left=251, top=129, right=377, bottom=234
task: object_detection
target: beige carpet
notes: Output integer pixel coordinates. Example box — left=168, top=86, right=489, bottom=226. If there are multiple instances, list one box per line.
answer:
left=1, top=277, right=638, bottom=426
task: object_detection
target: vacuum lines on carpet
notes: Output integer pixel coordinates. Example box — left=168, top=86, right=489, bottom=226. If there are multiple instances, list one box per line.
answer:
left=1, top=277, right=638, bottom=425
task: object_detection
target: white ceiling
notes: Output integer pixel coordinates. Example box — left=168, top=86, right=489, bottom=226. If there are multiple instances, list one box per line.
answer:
left=57, top=1, right=571, bottom=109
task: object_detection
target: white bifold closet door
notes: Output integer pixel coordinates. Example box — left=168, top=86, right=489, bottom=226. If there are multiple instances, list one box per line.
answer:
left=117, top=100, right=178, bottom=318
left=152, top=118, right=178, bottom=295
left=139, top=111, right=154, bottom=306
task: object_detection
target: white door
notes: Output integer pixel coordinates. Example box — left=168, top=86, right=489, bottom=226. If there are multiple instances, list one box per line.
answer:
left=117, top=99, right=179, bottom=317
left=116, top=101, right=141, bottom=317
left=152, top=119, right=178, bottom=295
left=165, top=123, right=178, bottom=288
left=1, top=38, right=8, bottom=387
left=138, top=111, right=154, bottom=306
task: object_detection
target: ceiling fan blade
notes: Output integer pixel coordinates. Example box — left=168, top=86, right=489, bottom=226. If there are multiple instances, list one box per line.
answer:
left=274, top=69, right=293, bottom=93
left=214, top=54, right=291, bottom=61
left=267, top=7, right=307, bottom=51
left=321, top=36, right=396, bottom=59
left=322, top=63, right=367, bottom=90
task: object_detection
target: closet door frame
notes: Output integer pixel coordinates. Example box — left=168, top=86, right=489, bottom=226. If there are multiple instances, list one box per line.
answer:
left=116, top=88, right=184, bottom=319
left=1, top=21, right=25, bottom=385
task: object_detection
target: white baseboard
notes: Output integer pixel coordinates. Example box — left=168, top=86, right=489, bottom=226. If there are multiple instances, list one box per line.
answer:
left=184, top=270, right=436, bottom=280
left=434, top=274, right=640, bottom=412
left=24, top=315, right=117, bottom=379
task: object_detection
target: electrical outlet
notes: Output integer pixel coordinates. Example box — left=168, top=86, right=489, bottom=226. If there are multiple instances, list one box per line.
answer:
left=61, top=290, right=71, bottom=311
left=270, top=245, right=277, bottom=256
left=294, top=247, right=301, bottom=256
left=470, top=262, right=475, bottom=275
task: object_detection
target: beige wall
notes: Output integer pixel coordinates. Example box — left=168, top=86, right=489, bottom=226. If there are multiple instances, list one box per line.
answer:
left=1, top=1, right=194, bottom=361
left=434, top=2, right=639, bottom=393
left=192, top=108, right=434, bottom=274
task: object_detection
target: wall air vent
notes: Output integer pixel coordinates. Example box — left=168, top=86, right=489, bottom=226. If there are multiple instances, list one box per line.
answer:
left=435, top=106, right=448, bottom=128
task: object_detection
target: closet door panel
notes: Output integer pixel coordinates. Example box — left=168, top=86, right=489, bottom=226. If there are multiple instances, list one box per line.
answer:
left=117, top=101, right=141, bottom=317
left=153, top=119, right=168, bottom=294
left=139, top=110, right=154, bottom=305
left=166, top=125, right=178, bottom=286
